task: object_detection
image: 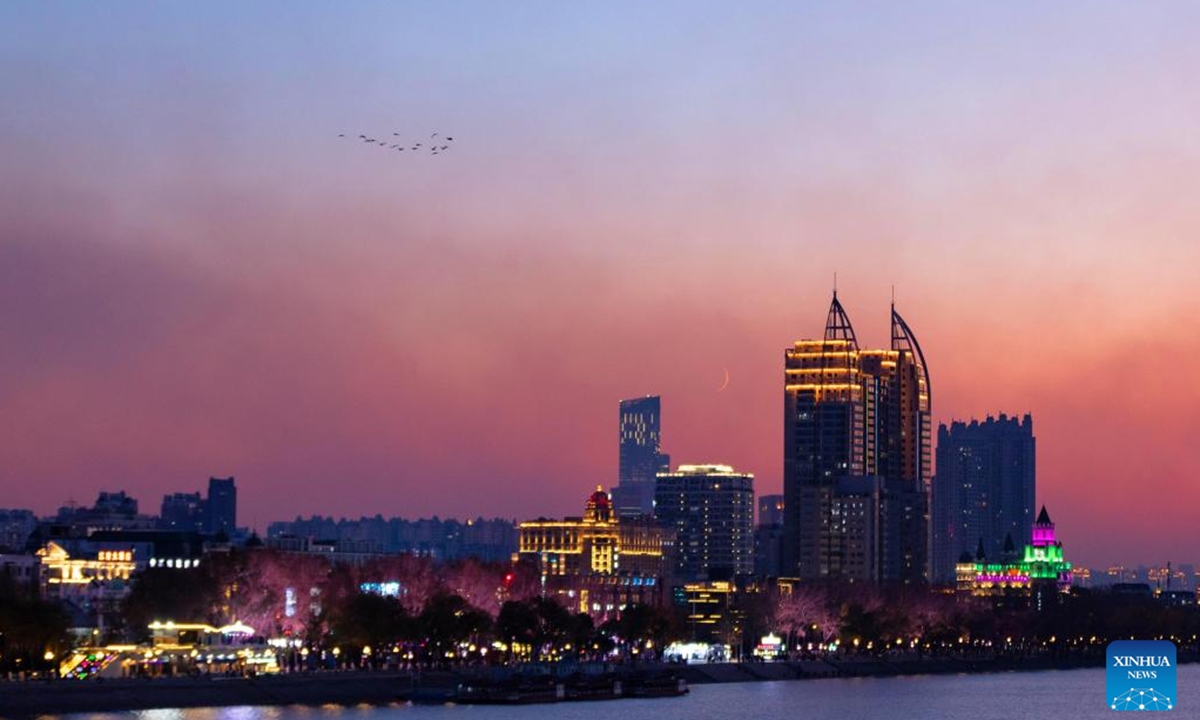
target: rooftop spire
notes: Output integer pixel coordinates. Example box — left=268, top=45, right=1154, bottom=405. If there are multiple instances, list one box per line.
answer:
left=824, top=291, right=859, bottom=350
left=891, top=303, right=931, bottom=410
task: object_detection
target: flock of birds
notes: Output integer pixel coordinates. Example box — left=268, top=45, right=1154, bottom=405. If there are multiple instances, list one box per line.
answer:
left=338, top=131, right=455, bottom=155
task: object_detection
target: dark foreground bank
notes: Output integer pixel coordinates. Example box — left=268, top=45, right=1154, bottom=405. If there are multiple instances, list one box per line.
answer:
left=3, top=653, right=1196, bottom=717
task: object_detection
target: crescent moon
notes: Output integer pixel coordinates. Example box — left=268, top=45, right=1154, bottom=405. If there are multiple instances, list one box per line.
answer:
left=717, top=368, right=730, bottom=392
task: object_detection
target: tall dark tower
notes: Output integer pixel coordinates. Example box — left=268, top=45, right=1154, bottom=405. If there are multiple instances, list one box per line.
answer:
left=932, top=414, right=1035, bottom=583
left=783, top=292, right=864, bottom=579
left=611, top=396, right=670, bottom=518
left=863, top=305, right=932, bottom=584
left=783, top=293, right=931, bottom=582
left=205, top=476, right=237, bottom=537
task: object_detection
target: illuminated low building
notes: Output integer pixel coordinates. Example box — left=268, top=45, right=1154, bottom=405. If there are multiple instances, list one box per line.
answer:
left=754, top=632, right=784, bottom=660
left=518, top=488, right=668, bottom=614
left=956, top=506, right=1073, bottom=601
left=673, top=580, right=747, bottom=649
left=37, top=541, right=138, bottom=635
left=37, top=541, right=136, bottom=587
left=59, top=620, right=276, bottom=680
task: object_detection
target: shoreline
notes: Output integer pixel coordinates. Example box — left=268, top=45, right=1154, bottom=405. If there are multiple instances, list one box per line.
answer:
left=1, top=655, right=1193, bottom=716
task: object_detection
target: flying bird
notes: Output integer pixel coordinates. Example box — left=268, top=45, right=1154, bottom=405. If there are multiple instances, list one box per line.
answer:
left=340, top=129, right=458, bottom=159
left=717, top=368, right=730, bottom=393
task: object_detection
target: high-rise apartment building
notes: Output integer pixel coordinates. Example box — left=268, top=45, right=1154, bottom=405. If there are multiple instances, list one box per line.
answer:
left=655, top=464, right=754, bottom=581
left=932, top=414, right=1035, bottom=583
left=611, top=396, right=670, bottom=518
left=205, top=477, right=237, bottom=536
left=160, top=492, right=205, bottom=533
left=783, top=292, right=931, bottom=583
left=0, top=508, right=37, bottom=552
left=757, top=495, right=784, bottom=527
left=754, top=495, right=785, bottom=577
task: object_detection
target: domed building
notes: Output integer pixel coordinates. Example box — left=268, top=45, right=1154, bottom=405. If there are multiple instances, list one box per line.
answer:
left=518, top=487, right=669, bottom=616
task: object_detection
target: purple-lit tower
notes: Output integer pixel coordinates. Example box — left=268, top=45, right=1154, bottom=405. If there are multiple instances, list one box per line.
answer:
left=1031, top=506, right=1056, bottom=547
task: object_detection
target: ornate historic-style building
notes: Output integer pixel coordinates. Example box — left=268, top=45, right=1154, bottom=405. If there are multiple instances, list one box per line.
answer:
left=518, top=488, right=669, bottom=615
left=956, top=506, right=1073, bottom=602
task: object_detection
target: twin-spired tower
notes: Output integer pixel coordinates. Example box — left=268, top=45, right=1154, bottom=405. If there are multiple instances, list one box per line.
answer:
left=783, top=292, right=931, bottom=583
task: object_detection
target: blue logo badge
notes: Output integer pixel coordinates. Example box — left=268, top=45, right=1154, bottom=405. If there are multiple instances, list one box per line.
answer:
left=1107, top=640, right=1176, bottom=711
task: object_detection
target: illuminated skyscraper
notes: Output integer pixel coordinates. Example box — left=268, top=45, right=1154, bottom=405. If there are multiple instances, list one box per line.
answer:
left=932, top=414, right=1036, bottom=583
left=783, top=293, right=931, bottom=583
left=611, top=395, right=670, bottom=518
left=655, top=464, right=754, bottom=580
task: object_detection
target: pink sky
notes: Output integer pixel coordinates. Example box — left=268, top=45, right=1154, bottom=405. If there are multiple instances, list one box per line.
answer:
left=1, top=2, right=1198, bottom=567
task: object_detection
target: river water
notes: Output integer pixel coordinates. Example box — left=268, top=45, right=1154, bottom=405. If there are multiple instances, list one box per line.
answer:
left=61, top=666, right=1198, bottom=720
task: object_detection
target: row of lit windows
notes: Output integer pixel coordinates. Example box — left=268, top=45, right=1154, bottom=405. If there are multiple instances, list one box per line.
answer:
left=149, top=557, right=200, bottom=569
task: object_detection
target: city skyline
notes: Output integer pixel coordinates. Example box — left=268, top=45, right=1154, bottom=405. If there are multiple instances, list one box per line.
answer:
left=3, top=2, right=1199, bottom=569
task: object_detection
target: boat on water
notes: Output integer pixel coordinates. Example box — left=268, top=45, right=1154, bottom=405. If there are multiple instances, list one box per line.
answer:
left=624, top=672, right=689, bottom=698
left=455, top=678, right=565, bottom=704
left=406, top=666, right=688, bottom=705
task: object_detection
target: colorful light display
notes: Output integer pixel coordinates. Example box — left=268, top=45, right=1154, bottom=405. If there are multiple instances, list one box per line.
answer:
left=957, top=506, right=1073, bottom=597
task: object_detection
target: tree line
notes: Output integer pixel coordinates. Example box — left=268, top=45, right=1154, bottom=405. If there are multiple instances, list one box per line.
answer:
left=5, top=549, right=1199, bottom=675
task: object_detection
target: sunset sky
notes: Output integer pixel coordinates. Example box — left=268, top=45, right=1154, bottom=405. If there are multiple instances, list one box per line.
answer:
left=2, top=2, right=1198, bottom=568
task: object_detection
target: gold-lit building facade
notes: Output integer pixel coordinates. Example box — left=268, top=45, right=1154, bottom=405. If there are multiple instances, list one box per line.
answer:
left=518, top=488, right=669, bottom=615
left=676, top=580, right=745, bottom=646
left=37, top=541, right=136, bottom=594
left=37, top=541, right=138, bottom=634
left=783, top=293, right=931, bottom=584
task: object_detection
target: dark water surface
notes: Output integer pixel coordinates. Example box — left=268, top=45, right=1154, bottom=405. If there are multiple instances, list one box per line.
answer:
left=59, top=666, right=1198, bottom=720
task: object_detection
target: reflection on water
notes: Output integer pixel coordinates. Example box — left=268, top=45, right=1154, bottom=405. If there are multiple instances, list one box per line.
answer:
left=51, top=666, right=1200, bottom=720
